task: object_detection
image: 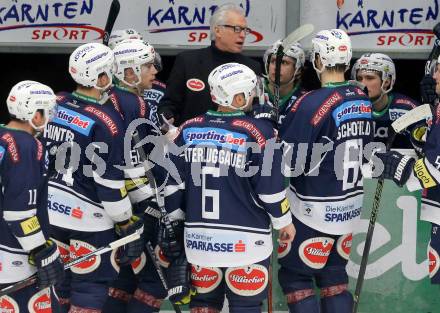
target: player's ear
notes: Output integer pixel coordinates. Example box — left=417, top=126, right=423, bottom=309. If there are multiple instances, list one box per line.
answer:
left=32, top=110, right=44, bottom=128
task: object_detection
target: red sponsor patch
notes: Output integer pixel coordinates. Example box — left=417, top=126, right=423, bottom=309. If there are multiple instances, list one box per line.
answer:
left=395, top=98, right=417, bottom=109
left=131, top=252, right=147, bottom=274
left=290, top=91, right=312, bottom=113
left=354, top=87, right=366, bottom=96
left=186, top=78, right=205, bottom=92
left=339, top=45, right=347, bottom=51
left=71, top=207, right=83, bottom=219
left=310, top=92, right=343, bottom=126
left=109, top=93, right=123, bottom=117
left=177, top=116, right=205, bottom=135
left=70, top=240, right=100, bottom=274
left=9, top=95, right=16, bottom=102
left=191, top=265, right=222, bottom=293
left=299, top=237, right=335, bottom=269
left=0, top=295, right=19, bottom=312
left=137, top=97, right=147, bottom=118
left=225, top=264, right=268, bottom=296
left=234, top=240, right=246, bottom=252
left=53, top=239, right=71, bottom=263
left=429, top=244, right=440, bottom=278
left=154, top=245, right=170, bottom=268
left=35, top=139, right=43, bottom=161
left=153, top=80, right=166, bottom=88
left=56, top=95, right=66, bottom=103
left=1, top=133, right=19, bottom=163
left=28, top=288, right=52, bottom=313
left=70, top=66, right=77, bottom=74
left=231, top=119, right=266, bottom=148
left=84, top=106, right=119, bottom=136
left=336, top=233, right=352, bottom=260
left=277, top=242, right=291, bottom=259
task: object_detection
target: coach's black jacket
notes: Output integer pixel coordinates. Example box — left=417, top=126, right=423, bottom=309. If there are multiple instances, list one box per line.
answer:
left=158, top=41, right=261, bottom=126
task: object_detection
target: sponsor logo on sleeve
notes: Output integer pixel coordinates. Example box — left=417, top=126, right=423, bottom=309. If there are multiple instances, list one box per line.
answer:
left=186, top=78, right=205, bottom=92
left=299, top=237, right=335, bottom=269
left=231, top=120, right=266, bottom=148
left=20, top=216, right=41, bottom=235
left=281, top=198, right=290, bottom=214
left=311, top=92, right=343, bottom=126
left=84, top=106, right=118, bottom=136
left=277, top=242, right=291, bottom=259
left=53, top=107, right=95, bottom=136
left=1, top=133, right=20, bottom=163
left=225, top=264, right=268, bottom=296
left=191, top=265, right=223, bottom=293
left=414, top=159, right=436, bottom=188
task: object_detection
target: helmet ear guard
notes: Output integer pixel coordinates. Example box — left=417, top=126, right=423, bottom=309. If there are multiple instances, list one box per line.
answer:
left=7, top=80, right=57, bottom=131
left=208, top=63, right=258, bottom=110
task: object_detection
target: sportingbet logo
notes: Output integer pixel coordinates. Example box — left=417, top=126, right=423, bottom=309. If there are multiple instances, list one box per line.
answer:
left=57, top=110, right=90, bottom=129
left=185, top=129, right=246, bottom=146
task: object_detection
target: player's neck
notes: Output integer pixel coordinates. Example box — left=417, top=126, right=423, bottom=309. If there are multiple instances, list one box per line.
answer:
left=320, top=71, right=345, bottom=86
left=6, top=120, right=34, bottom=135
left=75, top=86, right=102, bottom=100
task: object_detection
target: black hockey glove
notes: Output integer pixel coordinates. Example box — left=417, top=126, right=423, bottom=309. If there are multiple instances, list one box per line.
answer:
left=376, top=151, right=415, bottom=187
left=420, top=74, right=438, bottom=105
left=252, top=103, right=278, bottom=127
left=29, top=240, right=65, bottom=289
left=115, top=215, right=145, bottom=266
left=158, top=219, right=184, bottom=261
left=166, top=252, right=196, bottom=305
left=139, top=200, right=161, bottom=244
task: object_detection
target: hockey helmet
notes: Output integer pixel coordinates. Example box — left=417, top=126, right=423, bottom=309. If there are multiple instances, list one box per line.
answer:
left=263, top=39, right=306, bottom=76
left=108, top=28, right=143, bottom=50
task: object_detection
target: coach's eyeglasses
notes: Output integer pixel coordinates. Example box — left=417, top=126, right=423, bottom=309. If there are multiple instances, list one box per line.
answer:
left=220, top=24, right=252, bottom=35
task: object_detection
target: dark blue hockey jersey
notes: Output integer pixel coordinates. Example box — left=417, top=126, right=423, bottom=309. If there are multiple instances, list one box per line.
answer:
left=107, top=84, right=157, bottom=205
left=280, top=81, right=374, bottom=235
left=42, top=91, right=132, bottom=232
left=0, top=127, right=48, bottom=283
left=144, top=79, right=166, bottom=128
left=165, top=110, right=292, bottom=267
left=372, top=92, right=419, bottom=148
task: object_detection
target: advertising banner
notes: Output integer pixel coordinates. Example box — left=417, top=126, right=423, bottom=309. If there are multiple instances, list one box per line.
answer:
left=0, top=0, right=286, bottom=49
left=300, top=0, right=439, bottom=54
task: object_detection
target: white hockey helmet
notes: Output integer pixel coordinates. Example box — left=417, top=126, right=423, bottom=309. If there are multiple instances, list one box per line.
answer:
left=7, top=80, right=57, bottom=131
left=263, top=39, right=306, bottom=75
left=208, top=62, right=257, bottom=110
left=69, top=43, right=114, bottom=90
left=108, top=28, right=143, bottom=50
left=311, top=29, right=352, bottom=73
left=113, top=39, right=156, bottom=87
left=351, top=53, right=396, bottom=94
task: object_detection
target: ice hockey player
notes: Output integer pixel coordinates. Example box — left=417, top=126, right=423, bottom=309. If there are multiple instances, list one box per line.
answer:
left=374, top=55, right=440, bottom=289
left=351, top=53, right=420, bottom=148
left=161, top=62, right=295, bottom=313
left=278, top=29, right=373, bottom=313
left=0, top=80, right=64, bottom=311
left=108, top=28, right=167, bottom=128
left=253, top=40, right=307, bottom=126
left=103, top=39, right=168, bottom=313
left=42, top=42, right=144, bottom=312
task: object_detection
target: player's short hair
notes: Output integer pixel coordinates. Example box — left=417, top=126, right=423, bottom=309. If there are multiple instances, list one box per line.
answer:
left=209, top=3, right=246, bottom=40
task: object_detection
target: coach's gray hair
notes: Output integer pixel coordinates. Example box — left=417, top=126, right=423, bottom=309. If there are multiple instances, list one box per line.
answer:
left=209, top=3, right=246, bottom=40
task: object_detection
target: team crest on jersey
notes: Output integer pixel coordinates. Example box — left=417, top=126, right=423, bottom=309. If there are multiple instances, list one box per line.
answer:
left=186, top=78, right=205, bottom=92
left=27, top=288, right=52, bottom=313
left=191, top=265, right=223, bottom=293
left=110, top=250, right=147, bottom=274
left=428, top=243, right=440, bottom=278
left=154, top=245, right=170, bottom=268
left=299, top=237, right=335, bottom=269
left=52, top=238, right=71, bottom=263
left=70, top=240, right=101, bottom=274
left=225, top=264, right=268, bottom=296
left=277, top=241, right=291, bottom=259
left=336, top=233, right=352, bottom=260
left=0, top=295, right=19, bottom=312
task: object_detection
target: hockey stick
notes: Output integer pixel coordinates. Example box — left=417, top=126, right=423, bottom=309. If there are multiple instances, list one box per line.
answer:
left=273, top=24, right=314, bottom=123
left=102, top=0, right=121, bottom=46
left=0, top=230, right=141, bottom=297
left=425, top=22, right=440, bottom=75
left=352, top=104, right=432, bottom=313
left=145, top=241, right=183, bottom=313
